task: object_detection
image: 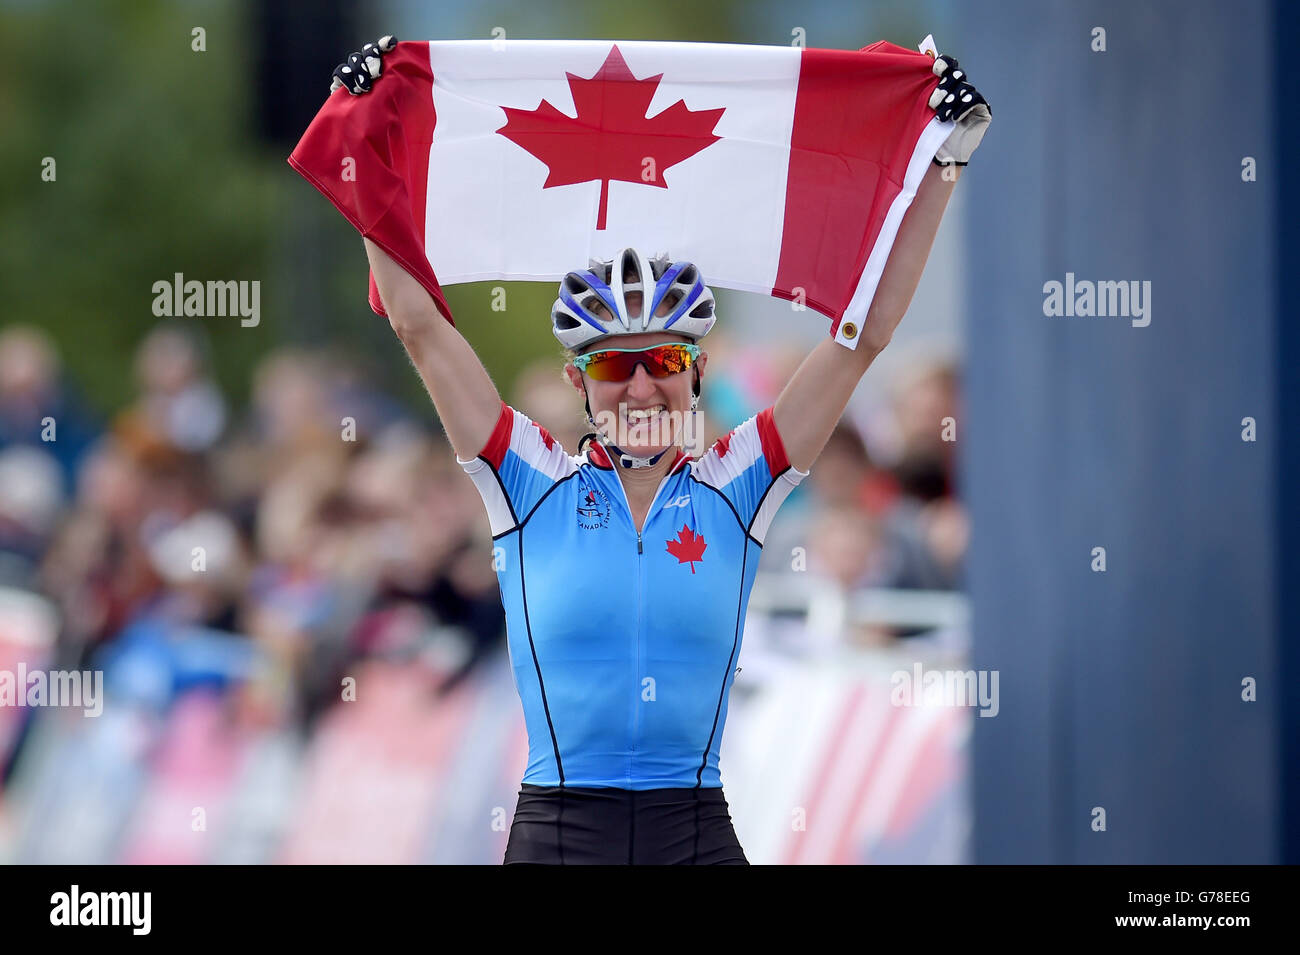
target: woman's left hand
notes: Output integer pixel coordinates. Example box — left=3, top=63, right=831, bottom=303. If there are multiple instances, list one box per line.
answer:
left=929, top=54, right=991, bottom=166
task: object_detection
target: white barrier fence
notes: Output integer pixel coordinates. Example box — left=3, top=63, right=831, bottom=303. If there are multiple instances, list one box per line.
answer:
left=0, top=583, right=972, bottom=864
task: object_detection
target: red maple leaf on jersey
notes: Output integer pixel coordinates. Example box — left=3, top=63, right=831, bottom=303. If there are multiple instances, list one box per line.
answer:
left=496, top=45, right=725, bottom=230
left=666, top=523, right=707, bottom=573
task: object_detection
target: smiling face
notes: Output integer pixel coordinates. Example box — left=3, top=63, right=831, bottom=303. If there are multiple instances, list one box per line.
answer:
left=563, top=294, right=707, bottom=457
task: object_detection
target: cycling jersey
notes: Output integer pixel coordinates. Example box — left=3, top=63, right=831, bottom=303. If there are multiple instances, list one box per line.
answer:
left=458, top=401, right=808, bottom=790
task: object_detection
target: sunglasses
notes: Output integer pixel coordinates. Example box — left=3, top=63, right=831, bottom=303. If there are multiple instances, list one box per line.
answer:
left=571, top=343, right=701, bottom=382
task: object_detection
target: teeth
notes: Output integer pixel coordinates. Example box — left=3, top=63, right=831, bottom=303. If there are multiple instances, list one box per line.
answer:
left=626, top=405, right=665, bottom=421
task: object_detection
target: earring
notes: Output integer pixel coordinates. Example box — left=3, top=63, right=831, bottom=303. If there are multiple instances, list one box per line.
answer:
left=687, top=394, right=700, bottom=451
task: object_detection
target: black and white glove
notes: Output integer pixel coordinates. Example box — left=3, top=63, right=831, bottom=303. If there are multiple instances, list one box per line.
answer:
left=929, top=54, right=991, bottom=166
left=329, top=35, right=398, bottom=95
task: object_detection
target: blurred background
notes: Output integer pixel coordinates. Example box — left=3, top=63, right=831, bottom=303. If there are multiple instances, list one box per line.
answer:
left=0, top=0, right=1289, bottom=864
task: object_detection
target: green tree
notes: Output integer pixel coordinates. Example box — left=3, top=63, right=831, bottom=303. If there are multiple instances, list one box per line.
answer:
left=0, top=0, right=281, bottom=413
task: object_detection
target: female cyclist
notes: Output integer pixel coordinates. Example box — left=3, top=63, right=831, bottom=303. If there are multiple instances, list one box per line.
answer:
left=334, top=37, right=989, bottom=864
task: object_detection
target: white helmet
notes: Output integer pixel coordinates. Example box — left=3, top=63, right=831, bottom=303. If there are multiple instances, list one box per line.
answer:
left=551, top=247, right=716, bottom=351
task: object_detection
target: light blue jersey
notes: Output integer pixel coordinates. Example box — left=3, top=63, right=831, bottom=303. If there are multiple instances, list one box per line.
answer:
left=459, top=401, right=808, bottom=790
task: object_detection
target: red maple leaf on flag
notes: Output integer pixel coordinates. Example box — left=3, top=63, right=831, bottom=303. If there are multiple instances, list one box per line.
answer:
left=496, top=45, right=726, bottom=230
left=666, top=523, right=707, bottom=573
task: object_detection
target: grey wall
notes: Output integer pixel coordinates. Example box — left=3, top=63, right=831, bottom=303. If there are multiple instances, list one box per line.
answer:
left=957, top=0, right=1279, bottom=862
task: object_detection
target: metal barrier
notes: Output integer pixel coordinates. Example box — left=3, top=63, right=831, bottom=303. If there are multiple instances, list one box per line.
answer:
left=0, top=582, right=973, bottom=864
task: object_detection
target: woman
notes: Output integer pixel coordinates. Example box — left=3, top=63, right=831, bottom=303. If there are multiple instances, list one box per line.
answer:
left=337, top=37, right=989, bottom=864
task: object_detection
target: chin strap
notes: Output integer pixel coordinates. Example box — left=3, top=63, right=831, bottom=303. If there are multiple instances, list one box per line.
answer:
left=579, top=370, right=701, bottom=470
left=611, top=444, right=673, bottom=469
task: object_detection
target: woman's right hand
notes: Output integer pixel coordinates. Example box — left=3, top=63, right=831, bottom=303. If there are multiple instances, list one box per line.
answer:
left=336, top=43, right=505, bottom=464
left=330, top=35, right=397, bottom=95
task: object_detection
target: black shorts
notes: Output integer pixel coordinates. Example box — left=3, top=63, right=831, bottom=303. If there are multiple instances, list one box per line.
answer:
left=503, top=783, right=749, bottom=865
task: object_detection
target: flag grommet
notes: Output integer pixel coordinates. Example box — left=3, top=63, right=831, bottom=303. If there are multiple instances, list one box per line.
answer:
left=842, top=322, right=858, bottom=339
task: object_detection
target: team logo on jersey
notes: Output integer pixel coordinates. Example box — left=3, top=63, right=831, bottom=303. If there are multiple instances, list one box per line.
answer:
left=666, top=522, right=707, bottom=573
left=576, top=484, right=611, bottom=529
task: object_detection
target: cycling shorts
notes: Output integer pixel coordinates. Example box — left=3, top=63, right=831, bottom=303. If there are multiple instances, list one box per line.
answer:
left=503, top=784, right=749, bottom=865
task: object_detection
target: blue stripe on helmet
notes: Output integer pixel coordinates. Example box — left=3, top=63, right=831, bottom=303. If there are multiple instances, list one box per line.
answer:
left=579, top=271, right=623, bottom=321
left=661, top=276, right=704, bottom=330
left=649, top=263, right=687, bottom=317
left=561, top=270, right=623, bottom=333
left=559, top=287, right=608, bottom=334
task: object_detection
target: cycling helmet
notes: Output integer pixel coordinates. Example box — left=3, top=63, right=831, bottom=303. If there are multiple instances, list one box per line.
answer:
left=551, top=247, right=716, bottom=351
left=556, top=248, right=714, bottom=471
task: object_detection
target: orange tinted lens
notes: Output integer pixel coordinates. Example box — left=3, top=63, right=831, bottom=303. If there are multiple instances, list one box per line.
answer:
left=653, top=345, right=690, bottom=374
left=580, top=351, right=630, bottom=381
left=583, top=345, right=694, bottom=381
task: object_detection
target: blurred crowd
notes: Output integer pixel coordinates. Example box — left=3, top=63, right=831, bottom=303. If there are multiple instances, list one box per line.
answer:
left=0, top=320, right=966, bottom=783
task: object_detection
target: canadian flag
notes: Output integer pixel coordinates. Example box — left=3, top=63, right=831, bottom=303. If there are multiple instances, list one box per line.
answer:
left=289, top=39, right=952, bottom=349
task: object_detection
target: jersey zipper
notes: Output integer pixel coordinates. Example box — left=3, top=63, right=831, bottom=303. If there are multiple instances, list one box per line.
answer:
left=632, top=531, right=642, bottom=782
left=609, top=467, right=674, bottom=784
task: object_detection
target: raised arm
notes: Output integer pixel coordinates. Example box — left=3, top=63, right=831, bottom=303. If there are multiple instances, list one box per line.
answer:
left=772, top=51, right=990, bottom=472
left=773, top=163, right=958, bottom=472
left=364, top=238, right=503, bottom=461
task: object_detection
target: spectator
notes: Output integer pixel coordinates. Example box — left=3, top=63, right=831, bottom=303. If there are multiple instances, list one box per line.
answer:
left=0, top=325, right=99, bottom=493
left=130, top=326, right=226, bottom=453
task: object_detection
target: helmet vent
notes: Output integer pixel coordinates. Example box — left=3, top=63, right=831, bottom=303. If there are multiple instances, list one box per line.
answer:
left=621, top=250, right=640, bottom=283
left=552, top=249, right=714, bottom=349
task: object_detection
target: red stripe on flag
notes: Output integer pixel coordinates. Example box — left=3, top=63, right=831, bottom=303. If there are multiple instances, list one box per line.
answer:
left=773, top=43, right=939, bottom=334
left=288, top=42, right=452, bottom=324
